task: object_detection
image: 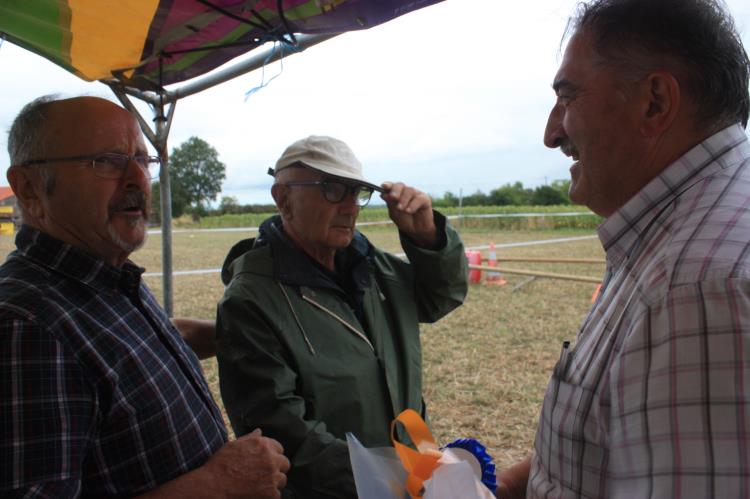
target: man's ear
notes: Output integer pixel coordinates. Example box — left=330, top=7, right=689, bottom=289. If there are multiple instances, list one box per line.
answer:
left=271, top=183, right=292, bottom=219
left=639, top=70, right=681, bottom=137
left=7, top=166, right=45, bottom=220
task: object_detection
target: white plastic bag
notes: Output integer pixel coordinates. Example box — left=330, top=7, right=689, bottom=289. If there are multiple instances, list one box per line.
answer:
left=347, top=432, right=494, bottom=499
left=346, top=432, right=408, bottom=499
left=423, top=449, right=495, bottom=499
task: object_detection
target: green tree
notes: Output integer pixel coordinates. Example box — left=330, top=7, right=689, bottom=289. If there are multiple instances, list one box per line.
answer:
left=151, top=180, right=189, bottom=221
left=531, top=185, right=568, bottom=205
left=550, top=179, right=572, bottom=204
left=489, top=182, right=533, bottom=205
left=463, top=190, right=490, bottom=206
left=433, top=191, right=460, bottom=208
left=219, top=195, right=241, bottom=214
left=169, top=137, right=226, bottom=215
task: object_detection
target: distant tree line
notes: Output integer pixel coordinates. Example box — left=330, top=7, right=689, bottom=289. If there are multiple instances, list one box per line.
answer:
left=432, top=179, right=571, bottom=208
left=208, top=180, right=573, bottom=217
left=214, top=196, right=276, bottom=215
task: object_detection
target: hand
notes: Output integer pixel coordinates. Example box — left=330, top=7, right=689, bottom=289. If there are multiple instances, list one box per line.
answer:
left=495, top=456, right=531, bottom=499
left=380, top=181, right=437, bottom=248
left=203, top=429, right=290, bottom=499
left=171, top=317, right=216, bottom=360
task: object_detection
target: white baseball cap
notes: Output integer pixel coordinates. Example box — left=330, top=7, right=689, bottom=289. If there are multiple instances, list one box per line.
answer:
left=270, top=135, right=382, bottom=192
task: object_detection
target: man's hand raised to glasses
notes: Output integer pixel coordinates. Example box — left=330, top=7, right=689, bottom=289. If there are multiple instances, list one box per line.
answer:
left=381, top=181, right=438, bottom=249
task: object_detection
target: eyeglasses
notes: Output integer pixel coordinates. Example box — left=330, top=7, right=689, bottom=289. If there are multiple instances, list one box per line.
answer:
left=21, top=153, right=162, bottom=180
left=283, top=180, right=375, bottom=207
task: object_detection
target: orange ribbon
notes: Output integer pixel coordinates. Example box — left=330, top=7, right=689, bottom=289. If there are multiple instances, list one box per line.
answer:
left=391, top=409, right=443, bottom=498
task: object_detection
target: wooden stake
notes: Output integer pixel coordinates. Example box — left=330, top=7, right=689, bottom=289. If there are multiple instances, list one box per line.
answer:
left=480, top=257, right=605, bottom=264
left=468, top=264, right=602, bottom=284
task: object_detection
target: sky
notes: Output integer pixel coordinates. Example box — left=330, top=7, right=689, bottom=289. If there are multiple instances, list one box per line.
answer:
left=1, top=0, right=749, bottom=205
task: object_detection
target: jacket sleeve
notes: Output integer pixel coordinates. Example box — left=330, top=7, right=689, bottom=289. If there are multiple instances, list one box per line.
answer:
left=399, top=210, right=469, bottom=323
left=216, top=288, right=357, bottom=499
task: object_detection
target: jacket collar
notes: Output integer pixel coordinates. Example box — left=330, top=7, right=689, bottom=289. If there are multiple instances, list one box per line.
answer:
left=262, top=215, right=373, bottom=292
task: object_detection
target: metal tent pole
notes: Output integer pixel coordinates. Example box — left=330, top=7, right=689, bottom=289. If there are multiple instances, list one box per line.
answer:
left=110, top=86, right=177, bottom=315
left=167, top=33, right=336, bottom=102
left=153, top=100, right=175, bottom=316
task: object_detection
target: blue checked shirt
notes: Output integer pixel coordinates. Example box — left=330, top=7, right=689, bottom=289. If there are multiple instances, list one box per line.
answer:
left=0, top=226, right=228, bottom=498
left=528, top=124, right=750, bottom=498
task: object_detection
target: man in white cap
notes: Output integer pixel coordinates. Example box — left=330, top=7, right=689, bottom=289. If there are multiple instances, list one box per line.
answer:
left=216, top=135, right=468, bottom=497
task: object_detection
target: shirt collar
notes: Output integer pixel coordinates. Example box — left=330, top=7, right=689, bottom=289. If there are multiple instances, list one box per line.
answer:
left=597, top=124, right=750, bottom=265
left=14, top=224, right=145, bottom=295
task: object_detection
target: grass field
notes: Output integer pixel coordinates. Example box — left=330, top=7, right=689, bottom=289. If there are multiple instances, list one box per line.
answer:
left=0, top=223, right=605, bottom=471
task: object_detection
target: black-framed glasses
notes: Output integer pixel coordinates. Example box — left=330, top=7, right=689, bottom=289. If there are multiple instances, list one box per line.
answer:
left=21, top=153, right=162, bottom=180
left=283, top=180, right=375, bottom=207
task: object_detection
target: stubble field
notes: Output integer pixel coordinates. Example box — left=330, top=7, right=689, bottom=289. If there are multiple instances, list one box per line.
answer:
left=0, top=223, right=605, bottom=471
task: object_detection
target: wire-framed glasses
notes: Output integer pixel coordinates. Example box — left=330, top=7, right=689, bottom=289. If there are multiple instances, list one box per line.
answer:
left=283, top=180, right=375, bottom=207
left=21, top=153, right=162, bottom=180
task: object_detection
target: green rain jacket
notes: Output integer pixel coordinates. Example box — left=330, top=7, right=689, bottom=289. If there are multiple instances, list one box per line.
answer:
left=216, top=213, right=468, bottom=498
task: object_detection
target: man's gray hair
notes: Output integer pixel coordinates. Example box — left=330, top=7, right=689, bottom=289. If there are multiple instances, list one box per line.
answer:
left=8, top=94, right=60, bottom=194
left=568, top=0, right=750, bottom=131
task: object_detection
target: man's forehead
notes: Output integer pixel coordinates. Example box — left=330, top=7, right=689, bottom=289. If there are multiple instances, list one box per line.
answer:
left=552, top=32, right=597, bottom=88
left=45, top=97, right=146, bottom=151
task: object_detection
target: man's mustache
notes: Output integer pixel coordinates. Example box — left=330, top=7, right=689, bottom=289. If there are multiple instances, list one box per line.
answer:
left=109, top=191, right=149, bottom=217
left=560, top=140, right=579, bottom=159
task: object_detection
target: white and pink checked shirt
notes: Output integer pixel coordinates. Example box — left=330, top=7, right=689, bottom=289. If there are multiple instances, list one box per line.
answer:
left=528, top=124, right=750, bottom=499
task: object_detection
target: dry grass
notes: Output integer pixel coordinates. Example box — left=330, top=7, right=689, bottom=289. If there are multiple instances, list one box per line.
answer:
left=1, top=225, right=604, bottom=471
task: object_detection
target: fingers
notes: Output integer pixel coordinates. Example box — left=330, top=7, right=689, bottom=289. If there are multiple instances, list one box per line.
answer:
left=381, top=182, right=431, bottom=213
left=274, top=468, right=289, bottom=490
left=240, top=428, right=285, bottom=454
left=200, top=434, right=289, bottom=499
left=276, top=451, right=291, bottom=474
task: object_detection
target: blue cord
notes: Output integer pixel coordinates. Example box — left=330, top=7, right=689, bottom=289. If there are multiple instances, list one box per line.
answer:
left=244, top=37, right=301, bottom=100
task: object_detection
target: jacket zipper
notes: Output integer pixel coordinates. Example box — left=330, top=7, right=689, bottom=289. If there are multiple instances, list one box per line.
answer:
left=278, top=283, right=316, bottom=355
left=301, top=293, right=375, bottom=352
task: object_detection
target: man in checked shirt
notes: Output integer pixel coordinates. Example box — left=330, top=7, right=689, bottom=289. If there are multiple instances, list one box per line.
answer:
left=0, top=95, right=289, bottom=498
left=497, top=0, right=750, bottom=498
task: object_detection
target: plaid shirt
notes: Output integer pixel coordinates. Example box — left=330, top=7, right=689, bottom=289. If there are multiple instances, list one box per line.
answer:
left=528, top=124, right=750, bottom=498
left=0, top=226, right=228, bottom=498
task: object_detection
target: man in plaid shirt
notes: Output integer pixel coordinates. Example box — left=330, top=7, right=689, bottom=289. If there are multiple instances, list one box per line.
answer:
left=497, top=0, right=750, bottom=498
left=0, top=95, right=289, bottom=498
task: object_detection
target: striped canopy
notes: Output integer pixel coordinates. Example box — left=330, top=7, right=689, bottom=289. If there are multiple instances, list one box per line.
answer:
left=0, top=0, right=442, bottom=90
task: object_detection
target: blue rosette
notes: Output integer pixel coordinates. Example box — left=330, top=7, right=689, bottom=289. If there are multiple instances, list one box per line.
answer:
left=443, top=438, right=497, bottom=493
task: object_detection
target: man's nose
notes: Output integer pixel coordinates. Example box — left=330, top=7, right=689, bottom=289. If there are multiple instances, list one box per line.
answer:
left=122, top=157, right=151, bottom=191
left=339, top=189, right=360, bottom=213
left=544, top=104, right=566, bottom=149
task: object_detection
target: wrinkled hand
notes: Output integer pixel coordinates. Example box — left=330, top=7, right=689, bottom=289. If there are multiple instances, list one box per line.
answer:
left=204, top=429, right=290, bottom=499
left=380, top=181, right=437, bottom=248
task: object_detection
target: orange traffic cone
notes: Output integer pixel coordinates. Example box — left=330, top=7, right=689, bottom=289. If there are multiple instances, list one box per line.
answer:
left=466, top=250, right=482, bottom=284
left=486, top=242, right=507, bottom=285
